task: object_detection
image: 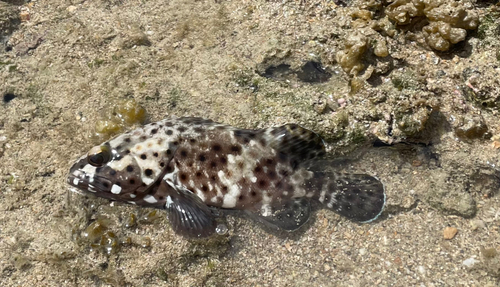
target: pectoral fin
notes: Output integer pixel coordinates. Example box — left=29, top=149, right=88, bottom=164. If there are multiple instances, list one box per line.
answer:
left=160, top=180, right=218, bottom=238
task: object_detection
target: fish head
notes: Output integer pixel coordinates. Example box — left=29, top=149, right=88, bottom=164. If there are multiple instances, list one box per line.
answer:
left=67, top=127, right=178, bottom=204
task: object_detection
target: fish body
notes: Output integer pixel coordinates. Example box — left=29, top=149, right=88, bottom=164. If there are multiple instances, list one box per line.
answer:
left=68, top=117, right=385, bottom=238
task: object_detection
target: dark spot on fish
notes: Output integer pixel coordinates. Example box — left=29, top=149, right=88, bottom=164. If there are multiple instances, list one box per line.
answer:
left=79, top=164, right=85, bottom=169
left=258, top=179, right=268, bottom=188
left=141, top=154, right=147, bottom=160
left=190, top=138, right=196, bottom=143
left=165, top=122, right=174, bottom=127
left=180, top=150, right=188, bottom=157
left=196, top=171, right=202, bottom=177
left=219, top=157, right=227, bottom=164
left=212, top=144, right=221, bottom=151
left=178, top=127, right=186, bottom=132
left=254, top=166, right=262, bottom=173
left=237, top=161, right=244, bottom=169
left=145, top=169, right=153, bottom=177
left=193, top=127, right=204, bottom=133
left=125, top=149, right=131, bottom=154
left=166, top=149, right=172, bottom=155
left=103, top=182, right=110, bottom=188
left=129, top=179, right=135, bottom=184
left=158, top=196, right=164, bottom=200
left=210, top=161, right=217, bottom=168
left=199, top=154, right=206, bottom=162
left=222, top=185, right=228, bottom=192
left=126, top=165, right=134, bottom=172
left=230, top=145, right=241, bottom=154
left=238, top=195, right=245, bottom=200
left=124, top=138, right=131, bottom=143
left=151, top=129, right=158, bottom=134
left=201, top=185, right=208, bottom=192
left=180, top=173, right=188, bottom=181
left=268, top=171, right=277, bottom=179
left=153, top=152, right=158, bottom=157
left=166, top=165, right=173, bottom=172
left=160, top=162, right=165, bottom=167
left=116, top=145, right=122, bottom=150
left=140, top=135, right=147, bottom=140
left=166, top=130, right=173, bottom=135
left=250, top=191, right=257, bottom=197
left=259, top=138, right=266, bottom=146
left=211, top=175, right=217, bottom=182
left=227, top=170, right=232, bottom=177
left=109, top=170, right=117, bottom=176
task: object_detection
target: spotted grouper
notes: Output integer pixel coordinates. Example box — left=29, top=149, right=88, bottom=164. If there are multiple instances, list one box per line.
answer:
left=67, top=117, right=385, bottom=238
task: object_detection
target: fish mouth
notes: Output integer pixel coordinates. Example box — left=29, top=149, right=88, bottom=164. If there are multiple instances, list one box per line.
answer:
left=67, top=169, right=114, bottom=196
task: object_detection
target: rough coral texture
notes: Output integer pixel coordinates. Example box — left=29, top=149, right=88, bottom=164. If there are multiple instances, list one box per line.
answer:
left=386, top=0, right=479, bottom=51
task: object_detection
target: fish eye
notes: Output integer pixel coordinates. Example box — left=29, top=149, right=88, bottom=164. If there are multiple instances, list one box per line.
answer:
left=87, top=145, right=111, bottom=167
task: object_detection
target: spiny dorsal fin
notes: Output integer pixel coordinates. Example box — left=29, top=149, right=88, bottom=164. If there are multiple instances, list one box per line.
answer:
left=264, top=124, right=325, bottom=168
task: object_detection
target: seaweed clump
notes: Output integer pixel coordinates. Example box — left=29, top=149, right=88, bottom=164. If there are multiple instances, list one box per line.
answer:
left=385, top=0, right=479, bottom=51
left=95, top=98, right=147, bottom=140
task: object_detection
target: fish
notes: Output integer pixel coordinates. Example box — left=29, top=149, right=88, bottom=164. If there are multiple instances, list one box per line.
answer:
left=67, top=117, right=385, bottom=238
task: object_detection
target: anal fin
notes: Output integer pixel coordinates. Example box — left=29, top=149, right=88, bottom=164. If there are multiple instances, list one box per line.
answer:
left=246, top=198, right=311, bottom=232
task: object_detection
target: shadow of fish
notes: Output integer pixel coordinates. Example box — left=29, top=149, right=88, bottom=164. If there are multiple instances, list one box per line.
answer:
left=67, top=117, right=385, bottom=238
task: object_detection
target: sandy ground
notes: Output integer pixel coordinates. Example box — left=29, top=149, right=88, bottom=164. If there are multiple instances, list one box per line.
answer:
left=1, top=0, right=500, bottom=286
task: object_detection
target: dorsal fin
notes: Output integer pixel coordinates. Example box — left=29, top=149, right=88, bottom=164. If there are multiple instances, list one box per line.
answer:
left=264, top=124, right=325, bottom=168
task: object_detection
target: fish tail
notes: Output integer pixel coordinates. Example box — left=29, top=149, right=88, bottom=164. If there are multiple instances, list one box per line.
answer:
left=303, top=160, right=386, bottom=222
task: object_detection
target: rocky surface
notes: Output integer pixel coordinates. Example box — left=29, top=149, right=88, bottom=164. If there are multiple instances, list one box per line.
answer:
left=0, top=0, right=499, bottom=286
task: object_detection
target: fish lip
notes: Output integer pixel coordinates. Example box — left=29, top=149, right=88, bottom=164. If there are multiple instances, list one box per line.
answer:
left=66, top=170, right=113, bottom=195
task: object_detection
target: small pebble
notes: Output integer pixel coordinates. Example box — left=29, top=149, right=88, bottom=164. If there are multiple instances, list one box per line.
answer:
left=463, top=257, right=478, bottom=268
left=443, top=227, right=458, bottom=240
left=67, top=5, right=77, bottom=13
left=471, top=219, right=485, bottom=231
left=417, top=265, right=426, bottom=275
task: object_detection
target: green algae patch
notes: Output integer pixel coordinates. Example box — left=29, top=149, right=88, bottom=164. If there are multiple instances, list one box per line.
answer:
left=95, top=99, right=147, bottom=140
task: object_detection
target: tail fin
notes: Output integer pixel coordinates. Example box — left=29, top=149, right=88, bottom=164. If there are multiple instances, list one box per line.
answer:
left=304, top=160, right=385, bottom=222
